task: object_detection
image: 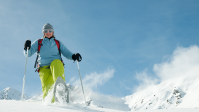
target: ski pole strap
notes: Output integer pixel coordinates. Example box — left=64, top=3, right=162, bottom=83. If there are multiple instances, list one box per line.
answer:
left=78, top=54, right=82, bottom=62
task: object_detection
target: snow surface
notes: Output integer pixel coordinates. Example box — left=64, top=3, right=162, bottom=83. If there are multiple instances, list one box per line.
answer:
left=1, top=86, right=199, bottom=112
left=1, top=83, right=199, bottom=112
left=39, top=84, right=129, bottom=111
left=0, top=86, right=130, bottom=111
left=0, top=100, right=199, bottom=112
left=0, top=100, right=126, bottom=112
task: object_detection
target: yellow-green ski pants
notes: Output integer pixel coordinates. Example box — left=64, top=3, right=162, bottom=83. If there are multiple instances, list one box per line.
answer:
left=39, top=59, right=65, bottom=99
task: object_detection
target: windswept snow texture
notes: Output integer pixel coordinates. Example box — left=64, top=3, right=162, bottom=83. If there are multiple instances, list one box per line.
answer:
left=34, top=84, right=130, bottom=111
left=0, top=87, right=30, bottom=100
left=68, top=85, right=129, bottom=111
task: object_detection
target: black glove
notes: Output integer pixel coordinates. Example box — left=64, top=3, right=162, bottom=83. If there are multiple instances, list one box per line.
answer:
left=24, top=40, right=31, bottom=50
left=72, top=53, right=82, bottom=62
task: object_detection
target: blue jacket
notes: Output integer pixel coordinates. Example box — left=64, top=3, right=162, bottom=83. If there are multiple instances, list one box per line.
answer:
left=24, top=37, right=73, bottom=67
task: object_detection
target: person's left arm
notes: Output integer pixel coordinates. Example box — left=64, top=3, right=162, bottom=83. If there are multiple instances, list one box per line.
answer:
left=59, top=41, right=73, bottom=60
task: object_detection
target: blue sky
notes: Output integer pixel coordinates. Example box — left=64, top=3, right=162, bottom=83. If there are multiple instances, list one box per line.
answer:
left=0, top=0, right=198, bottom=97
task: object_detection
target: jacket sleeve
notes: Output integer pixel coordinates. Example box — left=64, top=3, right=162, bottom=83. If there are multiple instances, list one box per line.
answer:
left=24, top=40, right=38, bottom=57
left=59, top=41, right=73, bottom=60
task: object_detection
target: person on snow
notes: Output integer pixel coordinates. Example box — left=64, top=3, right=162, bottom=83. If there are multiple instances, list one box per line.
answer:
left=23, top=23, right=82, bottom=102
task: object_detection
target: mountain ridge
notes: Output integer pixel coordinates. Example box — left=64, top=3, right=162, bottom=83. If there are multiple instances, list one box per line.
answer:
left=0, top=87, right=30, bottom=100
left=124, top=76, right=199, bottom=111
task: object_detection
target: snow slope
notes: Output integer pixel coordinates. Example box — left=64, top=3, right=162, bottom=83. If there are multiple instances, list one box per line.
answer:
left=0, top=100, right=126, bottom=112
left=0, top=85, right=129, bottom=111
left=1, top=78, right=199, bottom=112
left=0, top=100, right=199, bottom=112
left=124, top=46, right=199, bottom=111
left=124, top=77, right=199, bottom=111
left=1, top=79, right=199, bottom=112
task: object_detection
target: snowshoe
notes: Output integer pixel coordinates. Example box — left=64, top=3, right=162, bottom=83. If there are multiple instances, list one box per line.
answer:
left=53, top=76, right=69, bottom=103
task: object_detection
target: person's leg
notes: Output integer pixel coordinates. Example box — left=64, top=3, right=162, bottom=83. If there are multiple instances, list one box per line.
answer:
left=39, top=59, right=65, bottom=102
left=39, top=66, right=54, bottom=99
left=50, top=59, right=65, bottom=82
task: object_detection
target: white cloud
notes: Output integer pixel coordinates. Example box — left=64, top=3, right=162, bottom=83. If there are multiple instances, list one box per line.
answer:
left=154, top=45, right=199, bottom=81
left=71, top=67, right=115, bottom=90
left=135, top=69, right=159, bottom=92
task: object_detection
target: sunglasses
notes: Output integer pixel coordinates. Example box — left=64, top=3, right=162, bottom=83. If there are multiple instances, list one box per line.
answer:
left=44, top=30, right=53, bottom=33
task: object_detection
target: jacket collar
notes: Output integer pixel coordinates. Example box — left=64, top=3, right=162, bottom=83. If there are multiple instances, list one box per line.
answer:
left=43, top=37, right=55, bottom=41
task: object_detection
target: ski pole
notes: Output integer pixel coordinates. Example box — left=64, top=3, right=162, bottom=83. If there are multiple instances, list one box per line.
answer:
left=21, top=47, right=29, bottom=100
left=76, top=61, right=86, bottom=105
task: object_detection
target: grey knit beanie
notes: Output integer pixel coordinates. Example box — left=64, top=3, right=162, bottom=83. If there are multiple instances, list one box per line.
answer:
left=43, top=23, right=54, bottom=32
